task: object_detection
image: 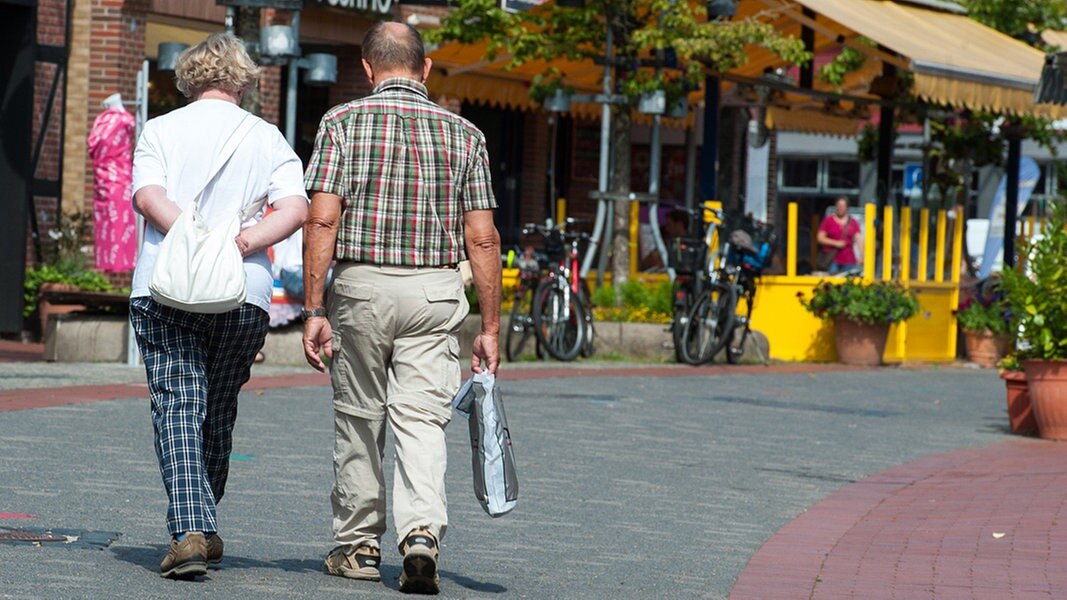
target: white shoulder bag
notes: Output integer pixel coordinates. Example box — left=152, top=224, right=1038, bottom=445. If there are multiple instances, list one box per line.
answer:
left=149, top=115, right=267, bottom=314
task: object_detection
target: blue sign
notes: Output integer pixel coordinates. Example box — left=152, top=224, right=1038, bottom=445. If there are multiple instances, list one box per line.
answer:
left=978, top=157, right=1040, bottom=278
left=903, top=163, right=922, bottom=199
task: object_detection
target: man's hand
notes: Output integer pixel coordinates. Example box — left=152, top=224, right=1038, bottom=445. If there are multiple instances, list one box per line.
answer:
left=471, top=332, right=500, bottom=375
left=303, top=316, right=333, bottom=372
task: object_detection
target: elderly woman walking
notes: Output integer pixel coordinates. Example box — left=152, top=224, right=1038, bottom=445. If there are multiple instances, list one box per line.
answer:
left=129, top=33, right=308, bottom=579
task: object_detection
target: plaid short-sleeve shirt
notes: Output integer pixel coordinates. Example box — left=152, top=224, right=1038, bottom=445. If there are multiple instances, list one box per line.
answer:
left=304, top=77, right=497, bottom=266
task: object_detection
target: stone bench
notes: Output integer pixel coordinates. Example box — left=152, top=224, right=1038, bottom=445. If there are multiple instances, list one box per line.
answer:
left=44, top=312, right=769, bottom=365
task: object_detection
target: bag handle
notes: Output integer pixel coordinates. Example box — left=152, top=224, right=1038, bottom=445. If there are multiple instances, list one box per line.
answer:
left=188, top=114, right=259, bottom=212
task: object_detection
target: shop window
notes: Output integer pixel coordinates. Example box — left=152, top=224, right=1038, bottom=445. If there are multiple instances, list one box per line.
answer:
left=781, top=159, right=819, bottom=189
left=147, top=61, right=188, bottom=118
left=827, top=160, right=860, bottom=191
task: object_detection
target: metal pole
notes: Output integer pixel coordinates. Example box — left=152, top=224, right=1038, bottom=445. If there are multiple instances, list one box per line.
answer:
left=700, top=76, right=720, bottom=202
left=129, top=59, right=150, bottom=367
left=285, top=11, right=301, bottom=148
left=649, top=114, right=672, bottom=279
left=684, top=124, right=697, bottom=210
left=580, top=27, right=613, bottom=279
left=1004, top=134, right=1021, bottom=269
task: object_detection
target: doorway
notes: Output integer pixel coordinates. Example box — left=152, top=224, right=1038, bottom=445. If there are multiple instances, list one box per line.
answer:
left=0, top=2, right=35, bottom=331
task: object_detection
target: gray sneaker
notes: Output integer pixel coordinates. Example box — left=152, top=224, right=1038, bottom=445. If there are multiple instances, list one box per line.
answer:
left=159, top=532, right=207, bottom=579
left=324, top=544, right=381, bottom=581
left=399, top=529, right=439, bottom=595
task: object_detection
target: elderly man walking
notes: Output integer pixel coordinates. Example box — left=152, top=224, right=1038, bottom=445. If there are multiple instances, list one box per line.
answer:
left=302, top=21, right=501, bottom=595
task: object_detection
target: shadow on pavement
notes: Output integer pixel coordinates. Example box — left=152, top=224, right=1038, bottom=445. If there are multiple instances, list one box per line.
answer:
left=373, top=565, right=506, bottom=594
left=111, top=544, right=322, bottom=575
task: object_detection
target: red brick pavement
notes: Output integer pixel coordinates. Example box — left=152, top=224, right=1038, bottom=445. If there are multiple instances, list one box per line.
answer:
left=0, top=359, right=871, bottom=413
left=731, top=439, right=1067, bottom=599
left=0, top=339, right=43, bottom=362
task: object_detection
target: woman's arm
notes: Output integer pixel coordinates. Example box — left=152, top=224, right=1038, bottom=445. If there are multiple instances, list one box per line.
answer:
left=234, top=195, right=308, bottom=258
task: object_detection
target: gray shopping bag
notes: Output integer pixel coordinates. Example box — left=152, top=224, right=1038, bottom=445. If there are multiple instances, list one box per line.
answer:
left=452, top=372, right=518, bottom=517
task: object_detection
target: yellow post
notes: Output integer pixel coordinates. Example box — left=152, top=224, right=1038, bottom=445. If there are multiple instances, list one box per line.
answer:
left=899, top=207, right=911, bottom=284
left=918, top=209, right=930, bottom=282
left=629, top=201, right=639, bottom=278
left=556, top=197, right=567, bottom=224
left=882, top=205, right=894, bottom=281
left=787, top=203, right=798, bottom=277
left=811, top=214, right=820, bottom=267
left=934, top=210, right=947, bottom=283
left=947, top=211, right=965, bottom=359
left=863, top=203, right=876, bottom=281
left=950, top=211, right=964, bottom=284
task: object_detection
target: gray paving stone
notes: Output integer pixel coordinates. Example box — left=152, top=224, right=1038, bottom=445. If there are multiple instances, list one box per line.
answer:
left=0, top=367, right=1008, bottom=599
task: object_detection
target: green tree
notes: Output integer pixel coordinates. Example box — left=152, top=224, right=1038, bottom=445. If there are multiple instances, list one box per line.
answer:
left=428, top=0, right=807, bottom=299
left=961, top=0, right=1067, bottom=41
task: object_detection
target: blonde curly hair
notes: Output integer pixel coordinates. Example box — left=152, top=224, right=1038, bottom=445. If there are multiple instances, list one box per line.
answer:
left=174, top=32, right=260, bottom=98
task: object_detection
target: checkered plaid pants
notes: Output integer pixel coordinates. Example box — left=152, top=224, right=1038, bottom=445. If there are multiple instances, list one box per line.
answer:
left=130, top=297, right=269, bottom=536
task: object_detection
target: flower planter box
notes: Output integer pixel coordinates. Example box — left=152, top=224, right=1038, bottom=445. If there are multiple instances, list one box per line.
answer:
left=1022, top=360, right=1067, bottom=441
left=963, top=329, right=1010, bottom=369
left=1000, top=370, right=1037, bottom=436
left=833, top=317, right=888, bottom=366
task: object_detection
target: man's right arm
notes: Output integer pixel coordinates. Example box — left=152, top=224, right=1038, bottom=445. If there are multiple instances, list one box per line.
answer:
left=465, top=209, right=501, bottom=375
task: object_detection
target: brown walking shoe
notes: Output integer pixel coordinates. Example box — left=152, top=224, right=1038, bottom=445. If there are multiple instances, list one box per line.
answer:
left=323, top=544, right=381, bottom=581
left=159, top=532, right=207, bottom=579
left=206, top=533, right=223, bottom=565
left=398, top=528, right=439, bottom=595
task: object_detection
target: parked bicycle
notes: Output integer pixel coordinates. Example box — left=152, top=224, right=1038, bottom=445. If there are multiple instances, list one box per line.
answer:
left=669, top=207, right=774, bottom=365
left=504, top=246, right=546, bottom=362
left=507, top=219, right=595, bottom=362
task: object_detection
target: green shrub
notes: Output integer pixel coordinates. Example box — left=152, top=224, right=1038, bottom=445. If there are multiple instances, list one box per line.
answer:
left=798, top=277, right=920, bottom=325
left=591, top=280, right=673, bottom=324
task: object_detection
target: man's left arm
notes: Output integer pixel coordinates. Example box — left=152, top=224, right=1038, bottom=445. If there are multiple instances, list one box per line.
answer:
left=465, top=209, right=501, bottom=375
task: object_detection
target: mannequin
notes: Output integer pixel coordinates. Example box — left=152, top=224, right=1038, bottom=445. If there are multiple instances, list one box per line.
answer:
left=87, top=92, right=137, bottom=272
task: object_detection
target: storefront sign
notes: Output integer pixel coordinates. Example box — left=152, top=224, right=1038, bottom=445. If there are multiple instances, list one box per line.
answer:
left=312, top=0, right=392, bottom=14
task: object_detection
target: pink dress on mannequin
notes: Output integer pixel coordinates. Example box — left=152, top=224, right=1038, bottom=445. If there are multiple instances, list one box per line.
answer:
left=88, top=105, right=137, bottom=272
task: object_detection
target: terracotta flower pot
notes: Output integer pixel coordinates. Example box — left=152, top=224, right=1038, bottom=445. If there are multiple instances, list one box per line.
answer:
left=1000, top=370, right=1037, bottom=436
left=38, top=282, right=84, bottom=342
left=833, top=317, right=889, bottom=366
left=1022, top=359, right=1067, bottom=441
left=963, top=329, right=1010, bottom=368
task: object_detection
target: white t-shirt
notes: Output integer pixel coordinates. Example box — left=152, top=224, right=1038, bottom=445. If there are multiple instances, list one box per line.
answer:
left=130, top=99, right=308, bottom=312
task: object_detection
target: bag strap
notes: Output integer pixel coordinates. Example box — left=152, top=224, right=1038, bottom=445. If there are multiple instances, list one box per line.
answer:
left=188, top=114, right=259, bottom=211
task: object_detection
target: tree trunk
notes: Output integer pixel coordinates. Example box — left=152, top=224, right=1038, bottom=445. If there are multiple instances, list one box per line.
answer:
left=236, top=7, right=262, bottom=116
left=610, top=104, right=632, bottom=306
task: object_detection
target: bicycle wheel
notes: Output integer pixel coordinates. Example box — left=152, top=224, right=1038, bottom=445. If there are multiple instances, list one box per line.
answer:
left=506, top=284, right=535, bottom=362
left=726, top=279, right=757, bottom=364
left=532, top=279, right=585, bottom=361
left=680, top=281, right=736, bottom=365
left=578, top=281, right=595, bottom=358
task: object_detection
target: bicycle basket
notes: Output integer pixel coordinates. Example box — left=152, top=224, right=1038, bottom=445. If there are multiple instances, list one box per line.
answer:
left=669, top=237, right=707, bottom=274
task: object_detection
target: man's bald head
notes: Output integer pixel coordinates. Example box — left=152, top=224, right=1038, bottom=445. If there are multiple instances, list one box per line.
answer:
left=362, top=22, right=426, bottom=78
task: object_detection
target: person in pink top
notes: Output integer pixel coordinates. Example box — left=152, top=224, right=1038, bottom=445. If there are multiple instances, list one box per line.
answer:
left=817, top=196, right=863, bottom=274
left=88, top=93, right=138, bottom=272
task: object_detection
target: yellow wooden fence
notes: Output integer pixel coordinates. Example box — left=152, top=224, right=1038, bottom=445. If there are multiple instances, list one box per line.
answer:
left=501, top=199, right=967, bottom=363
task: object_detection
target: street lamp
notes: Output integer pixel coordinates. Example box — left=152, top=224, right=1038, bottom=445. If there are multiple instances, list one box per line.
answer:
left=258, top=18, right=338, bottom=146
left=157, top=42, right=189, bottom=71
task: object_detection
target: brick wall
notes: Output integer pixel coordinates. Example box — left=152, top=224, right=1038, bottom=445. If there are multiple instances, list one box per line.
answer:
left=30, top=0, right=71, bottom=267
left=521, top=111, right=549, bottom=226
left=329, top=45, right=371, bottom=107
left=260, top=66, right=283, bottom=126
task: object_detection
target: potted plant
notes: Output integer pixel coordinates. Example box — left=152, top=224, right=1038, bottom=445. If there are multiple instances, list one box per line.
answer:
left=798, top=277, right=920, bottom=365
left=955, top=283, right=1012, bottom=368
left=1001, top=200, right=1067, bottom=440
left=998, top=354, right=1036, bottom=436
left=23, top=210, right=113, bottom=339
